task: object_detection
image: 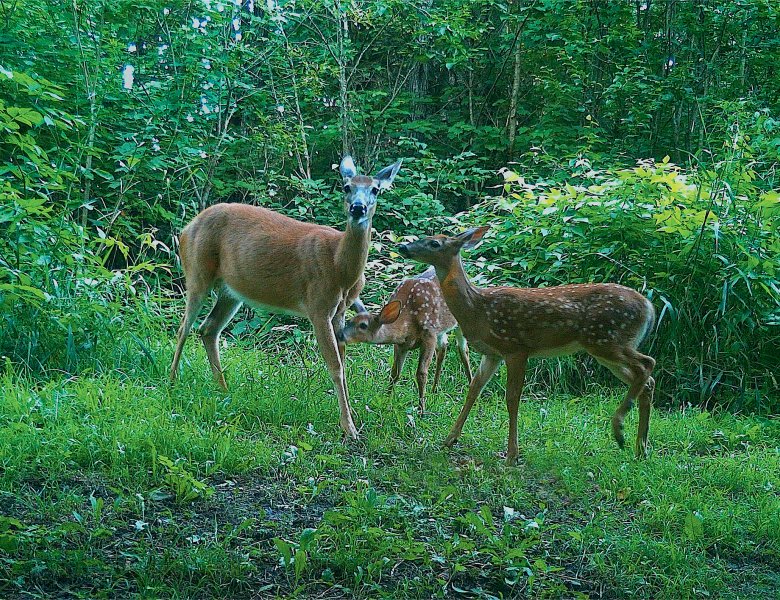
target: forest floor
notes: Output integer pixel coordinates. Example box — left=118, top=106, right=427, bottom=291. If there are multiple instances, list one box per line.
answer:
left=1, top=340, right=778, bottom=599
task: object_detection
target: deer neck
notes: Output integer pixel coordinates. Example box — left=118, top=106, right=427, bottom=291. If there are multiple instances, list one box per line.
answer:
left=336, top=219, right=371, bottom=286
left=434, top=256, right=482, bottom=323
left=370, top=324, right=399, bottom=346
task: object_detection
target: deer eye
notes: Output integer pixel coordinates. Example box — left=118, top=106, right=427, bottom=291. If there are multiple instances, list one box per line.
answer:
left=429, top=239, right=442, bottom=248
left=371, top=187, right=380, bottom=195
left=343, top=184, right=351, bottom=193
left=358, top=322, right=369, bottom=330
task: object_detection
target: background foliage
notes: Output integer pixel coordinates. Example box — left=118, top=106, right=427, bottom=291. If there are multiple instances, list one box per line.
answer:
left=0, top=0, right=778, bottom=410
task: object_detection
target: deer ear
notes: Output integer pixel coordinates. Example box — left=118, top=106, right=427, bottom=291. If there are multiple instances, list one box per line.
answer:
left=340, top=155, right=357, bottom=180
left=375, top=159, right=402, bottom=190
left=379, top=300, right=402, bottom=324
left=455, top=226, right=489, bottom=250
left=352, top=298, right=368, bottom=315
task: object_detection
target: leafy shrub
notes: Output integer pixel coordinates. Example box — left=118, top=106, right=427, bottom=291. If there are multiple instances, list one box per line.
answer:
left=0, top=69, right=168, bottom=373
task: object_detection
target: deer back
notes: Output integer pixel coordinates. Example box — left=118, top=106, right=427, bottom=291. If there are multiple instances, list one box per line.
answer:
left=339, top=267, right=458, bottom=347
left=393, top=267, right=458, bottom=339
left=466, top=283, right=655, bottom=357
left=180, top=203, right=352, bottom=316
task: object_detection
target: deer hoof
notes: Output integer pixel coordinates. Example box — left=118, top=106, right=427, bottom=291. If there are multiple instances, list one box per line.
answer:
left=635, top=440, right=648, bottom=459
left=442, top=435, right=458, bottom=448
left=341, top=423, right=359, bottom=441
left=611, top=417, right=626, bottom=449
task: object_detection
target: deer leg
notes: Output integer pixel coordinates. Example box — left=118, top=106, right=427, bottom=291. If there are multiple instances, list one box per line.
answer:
left=170, top=286, right=209, bottom=383
left=596, top=360, right=635, bottom=450
left=593, top=347, right=655, bottom=455
left=332, top=310, right=347, bottom=365
left=637, top=376, right=655, bottom=458
left=454, top=329, right=473, bottom=382
left=504, top=354, right=528, bottom=466
left=416, top=336, right=437, bottom=415
left=388, top=345, right=410, bottom=395
left=431, top=333, right=448, bottom=394
left=443, top=354, right=502, bottom=449
left=199, top=292, right=242, bottom=391
left=312, top=316, right=358, bottom=439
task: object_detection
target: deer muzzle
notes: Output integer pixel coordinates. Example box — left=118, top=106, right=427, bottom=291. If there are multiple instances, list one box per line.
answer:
left=349, top=202, right=367, bottom=219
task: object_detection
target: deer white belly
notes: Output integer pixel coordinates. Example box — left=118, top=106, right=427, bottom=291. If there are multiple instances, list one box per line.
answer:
left=224, top=284, right=306, bottom=317
left=529, top=342, right=583, bottom=358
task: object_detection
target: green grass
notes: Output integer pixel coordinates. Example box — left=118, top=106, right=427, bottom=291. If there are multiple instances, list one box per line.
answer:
left=0, top=335, right=778, bottom=599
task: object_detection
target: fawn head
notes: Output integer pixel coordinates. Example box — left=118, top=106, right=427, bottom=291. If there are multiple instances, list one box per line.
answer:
left=398, top=226, right=489, bottom=268
left=339, top=156, right=402, bottom=227
left=337, top=300, right=402, bottom=344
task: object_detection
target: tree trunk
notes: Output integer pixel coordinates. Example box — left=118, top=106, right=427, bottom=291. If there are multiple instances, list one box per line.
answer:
left=739, top=28, right=747, bottom=91
left=408, top=0, right=432, bottom=124
left=71, top=0, right=97, bottom=229
left=337, top=1, right=350, bottom=157
left=507, top=34, right=522, bottom=158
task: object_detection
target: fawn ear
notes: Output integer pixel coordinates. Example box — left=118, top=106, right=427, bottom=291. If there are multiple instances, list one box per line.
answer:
left=340, top=155, right=357, bottom=180
left=351, top=298, right=368, bottom=315
left=379, top=300, right=402, bottom=325
left=375, top=160, right=402, bottom=190
left=455, top=226, right=489, bottom=250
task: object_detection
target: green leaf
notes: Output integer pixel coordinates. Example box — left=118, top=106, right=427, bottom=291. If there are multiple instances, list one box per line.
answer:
left=0, top=533, right=19, bottom=552
left=684, top=511, right=704, bottom=542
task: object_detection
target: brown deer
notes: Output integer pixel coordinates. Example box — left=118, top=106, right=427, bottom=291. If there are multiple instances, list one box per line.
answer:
left=337, top=267, right=473, bottom=415
left=398, top=227, right=656, bottom=465
left=170, top=156, right=402, bottom=439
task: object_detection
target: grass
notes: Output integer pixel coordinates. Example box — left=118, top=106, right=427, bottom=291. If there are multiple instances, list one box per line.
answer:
left=1, top=332, right=778, bottom=599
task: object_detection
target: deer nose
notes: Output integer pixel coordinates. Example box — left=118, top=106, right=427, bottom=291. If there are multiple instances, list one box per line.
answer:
left=398, top=244, right=410, bottom=257
left=349, top=202, right=367, bottom=218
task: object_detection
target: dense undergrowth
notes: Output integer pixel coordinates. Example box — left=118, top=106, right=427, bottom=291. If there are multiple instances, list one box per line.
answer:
left=2, top=0, right=780, bottom=412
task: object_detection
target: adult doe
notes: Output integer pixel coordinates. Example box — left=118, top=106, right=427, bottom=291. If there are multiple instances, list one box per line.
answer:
left=398, top=227, right=656, bottom=464
left=337, top=267, right=473, bottom=414
left=170, top=156, right=402, bottom=439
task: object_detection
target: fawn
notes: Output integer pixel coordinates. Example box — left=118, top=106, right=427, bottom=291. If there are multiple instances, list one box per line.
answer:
left=398, top=226, right=656, bottom=464
left=170, top=156, right=401, bottom=439
left=337, top=267, right=473, bottom=414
